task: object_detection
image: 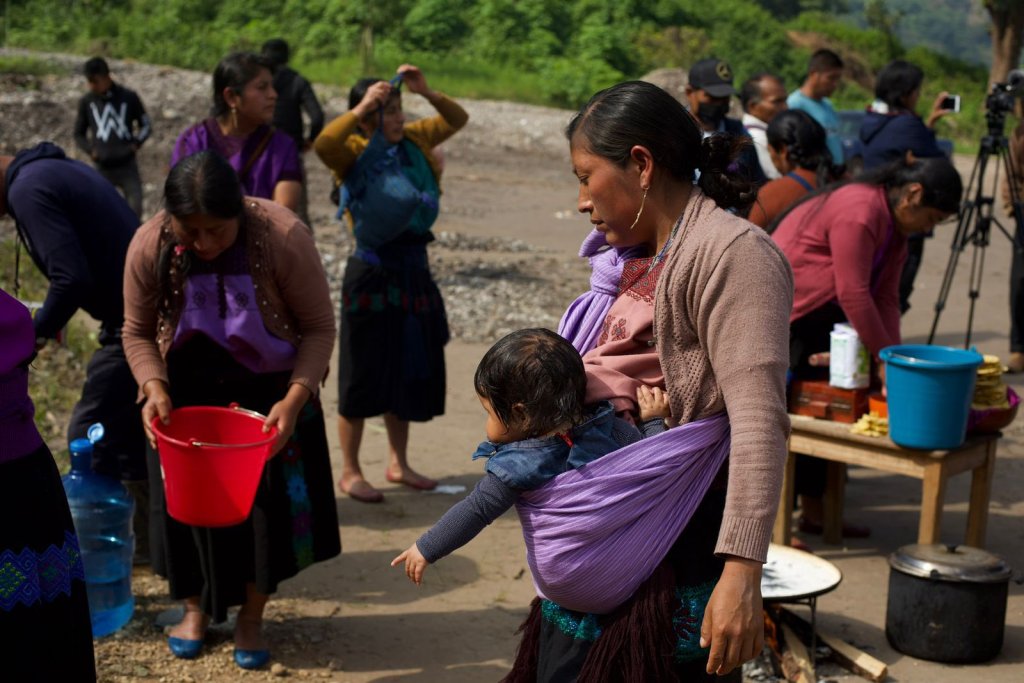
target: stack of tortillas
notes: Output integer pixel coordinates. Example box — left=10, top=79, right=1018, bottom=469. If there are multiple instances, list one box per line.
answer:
left=850, top=412, right=888, bottom=437
left=973, top=355, right=1010, bottom=410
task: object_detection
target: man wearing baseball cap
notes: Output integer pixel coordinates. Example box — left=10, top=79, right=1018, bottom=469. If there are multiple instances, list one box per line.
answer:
left=685, top=57, right=766, bottom=184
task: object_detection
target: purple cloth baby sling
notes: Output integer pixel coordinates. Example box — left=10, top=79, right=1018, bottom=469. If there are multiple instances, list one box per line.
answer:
left=519, top=230, right=731, bottom=615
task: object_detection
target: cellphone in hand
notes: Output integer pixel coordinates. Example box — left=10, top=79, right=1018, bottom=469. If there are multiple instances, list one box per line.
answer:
left=940, top=94, right=961, bottom=113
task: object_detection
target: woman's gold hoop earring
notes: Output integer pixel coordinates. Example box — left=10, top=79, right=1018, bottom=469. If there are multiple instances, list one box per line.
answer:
left=628, top=186, right=649, bottom=231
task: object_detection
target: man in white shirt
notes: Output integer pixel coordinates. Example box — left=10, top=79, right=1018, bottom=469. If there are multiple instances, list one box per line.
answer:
left=740, top=73, right=788, bottom=180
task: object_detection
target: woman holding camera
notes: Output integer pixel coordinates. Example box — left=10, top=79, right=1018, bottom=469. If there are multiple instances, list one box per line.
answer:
left=859, top=59, right=954, bottom=314
left=859, top=60, right=951, bottom=172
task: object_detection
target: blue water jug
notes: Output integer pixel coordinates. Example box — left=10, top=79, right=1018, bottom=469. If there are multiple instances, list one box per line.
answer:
left=61, top=424, right=135, bottom=637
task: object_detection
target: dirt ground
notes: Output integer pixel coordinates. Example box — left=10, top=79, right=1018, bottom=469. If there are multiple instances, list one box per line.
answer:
left=2, top=50, right=1021, bottom=682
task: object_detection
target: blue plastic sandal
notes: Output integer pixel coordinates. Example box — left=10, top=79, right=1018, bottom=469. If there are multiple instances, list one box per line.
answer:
left=234, top=648, right=271, bottom=669
left=168, top=636, right=203, bottom=659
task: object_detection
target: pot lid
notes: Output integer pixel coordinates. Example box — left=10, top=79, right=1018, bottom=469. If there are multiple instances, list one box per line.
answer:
left=889, top=544, right=1012, bottom=583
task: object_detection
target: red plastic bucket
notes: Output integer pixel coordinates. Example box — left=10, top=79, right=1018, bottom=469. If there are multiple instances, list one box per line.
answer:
left=152, top=404, right=279, bottom=527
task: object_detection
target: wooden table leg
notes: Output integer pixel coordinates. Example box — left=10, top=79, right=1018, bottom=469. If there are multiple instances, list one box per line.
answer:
left=823, top=462, right=846, bottom=545
left=966, top=439, right=997, bottom=548
left=774, top=449, right=796, bottom=546
left=919, top=462, right=949, bottom=544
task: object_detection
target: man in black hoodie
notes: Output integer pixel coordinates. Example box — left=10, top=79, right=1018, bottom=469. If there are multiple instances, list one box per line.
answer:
left=262, top=39, right=324, bottom=226
left=73, top=57, right=151, bottom=219
left=0, top=142, right=149, bottom=559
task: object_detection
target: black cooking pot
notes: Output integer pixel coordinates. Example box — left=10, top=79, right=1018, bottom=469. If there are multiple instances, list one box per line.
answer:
left=886, top=544, right=1011, bottom=663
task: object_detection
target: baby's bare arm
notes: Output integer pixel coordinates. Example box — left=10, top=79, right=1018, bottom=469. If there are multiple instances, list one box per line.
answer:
left=391, top=543, right=429, bottom=585
left=636, top=385, right=673, bottom=422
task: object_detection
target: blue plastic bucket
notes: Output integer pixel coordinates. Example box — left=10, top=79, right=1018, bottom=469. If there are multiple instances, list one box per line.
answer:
left=880, top=345, right=983, bottom=449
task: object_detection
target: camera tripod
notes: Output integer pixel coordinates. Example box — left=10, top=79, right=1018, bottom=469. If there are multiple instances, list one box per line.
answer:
left=927, top=108, right=1024, bottom=347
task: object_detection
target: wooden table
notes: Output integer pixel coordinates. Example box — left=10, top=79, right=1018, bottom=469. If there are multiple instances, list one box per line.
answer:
left=773, top=415, right=999, bottom=547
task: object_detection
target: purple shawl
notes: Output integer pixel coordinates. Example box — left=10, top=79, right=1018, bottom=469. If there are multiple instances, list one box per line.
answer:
left=525, top=230, right=731, bottom=615
left=558, top=230, right=645, bottom=354
left=516, top=414, right=730, bottom=614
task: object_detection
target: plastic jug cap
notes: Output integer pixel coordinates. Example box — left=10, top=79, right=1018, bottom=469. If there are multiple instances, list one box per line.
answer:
left=69, top=438, right=93, bottom=455
left=87, top=423, right=105, bottom=444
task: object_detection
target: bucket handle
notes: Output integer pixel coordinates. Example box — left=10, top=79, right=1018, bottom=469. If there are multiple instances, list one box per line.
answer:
left=883, top=352, right=948, bottom=367
left=882, top=351, right=978, bottom=367
left=188, top=403, right=278, bottom=450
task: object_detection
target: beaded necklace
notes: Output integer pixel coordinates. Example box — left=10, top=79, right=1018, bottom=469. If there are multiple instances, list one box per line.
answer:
left=645, top=205, right=688, bottom=276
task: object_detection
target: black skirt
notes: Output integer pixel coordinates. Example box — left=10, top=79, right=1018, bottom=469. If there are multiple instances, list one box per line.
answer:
left=0, top=446, right=96, bottom=680
left=148, top=337, right=341, bottom=622
left=337, top=238, right=449, bottom=421
left=527, top=487, right=740, bottom=683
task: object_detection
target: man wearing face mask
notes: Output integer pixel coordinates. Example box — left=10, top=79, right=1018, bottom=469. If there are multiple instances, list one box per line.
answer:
left=685, top=58, right=766, bottom=186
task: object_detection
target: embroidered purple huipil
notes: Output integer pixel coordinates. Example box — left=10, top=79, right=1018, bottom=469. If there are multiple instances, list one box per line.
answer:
left=171, top=241, right=296, bottom=372
left=171, top=119, right=302, bottom=200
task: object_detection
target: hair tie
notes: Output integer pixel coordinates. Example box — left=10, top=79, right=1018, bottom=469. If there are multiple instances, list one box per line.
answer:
left=699, top=137, right=727, bottom=175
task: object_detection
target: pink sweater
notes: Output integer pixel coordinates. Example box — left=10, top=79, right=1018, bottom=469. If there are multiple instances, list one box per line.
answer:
left=771, top=184, right=904, bottom=356
left=654, top=189, right=793, bottom=563
left=123, top=198, right=336, bottom=398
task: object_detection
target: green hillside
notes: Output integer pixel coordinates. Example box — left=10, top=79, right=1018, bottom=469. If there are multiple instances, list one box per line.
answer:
left=1, top=0, right=996, bottom=149
left=842, top=0, right=992, bottom=67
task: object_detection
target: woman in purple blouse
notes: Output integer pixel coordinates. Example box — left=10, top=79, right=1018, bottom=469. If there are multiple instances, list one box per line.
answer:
left=171, top=52, right=302, bottom=213
left=0, top=288, right=95, bottom=679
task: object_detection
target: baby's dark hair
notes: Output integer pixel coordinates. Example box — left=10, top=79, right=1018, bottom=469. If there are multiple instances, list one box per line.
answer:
left=474, top=328, right=586, bottom=436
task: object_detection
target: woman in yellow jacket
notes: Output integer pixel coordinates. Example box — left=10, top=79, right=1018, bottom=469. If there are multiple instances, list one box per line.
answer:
left=314, top=64, right=468, bottom=503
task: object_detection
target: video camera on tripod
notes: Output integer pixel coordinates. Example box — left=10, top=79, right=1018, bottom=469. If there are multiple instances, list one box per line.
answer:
left=928, top=69, right=1024, bottom=347
left=986, top=69, right=1024, bottom=119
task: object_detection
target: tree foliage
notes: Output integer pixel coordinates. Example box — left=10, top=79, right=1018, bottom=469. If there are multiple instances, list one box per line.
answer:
left=985, top=0, right=1024, bottom=84
left=0, top=0, right=998, bottom=129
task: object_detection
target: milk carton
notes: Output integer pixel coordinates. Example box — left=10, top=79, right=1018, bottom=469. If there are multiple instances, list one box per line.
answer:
left=830, top=323, right=870, bottom=389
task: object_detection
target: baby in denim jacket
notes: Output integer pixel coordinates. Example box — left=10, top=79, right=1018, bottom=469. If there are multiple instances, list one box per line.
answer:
left=392, top=327, right=671, bottom=584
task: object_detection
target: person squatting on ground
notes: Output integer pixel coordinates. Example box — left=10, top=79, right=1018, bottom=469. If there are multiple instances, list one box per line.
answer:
left=314, top=64, right=469, bottom=504
left=391, top=328, right=672, bottom=584
left=122, top=151, right=340, bottom=670
left=0, top=288, right=96, bottom=680
left=773, top=156, right=962, bottom=539
left=500, top=80, right=792, bottom=682
left=749, top=109, right=835, bottom=230
left=0, top=141, right=150, bottom=560
left=172, top=52, right=303, bottom=213
left=74, top=56, right=151, bottom=219
left=260, top=38, right=324, bottom=227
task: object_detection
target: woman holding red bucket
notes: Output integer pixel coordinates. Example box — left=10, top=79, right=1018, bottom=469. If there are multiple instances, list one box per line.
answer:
left=122, top=150, right=340, bottom=670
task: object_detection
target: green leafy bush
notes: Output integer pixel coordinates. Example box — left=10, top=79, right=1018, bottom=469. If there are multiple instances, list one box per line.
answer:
left=0, top=0, right=1000, bottom=149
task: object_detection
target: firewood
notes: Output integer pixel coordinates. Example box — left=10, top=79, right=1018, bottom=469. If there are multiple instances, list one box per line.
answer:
left=778, top=607, right=888, bottom=682
left=781, top=623, right=817, bottom=683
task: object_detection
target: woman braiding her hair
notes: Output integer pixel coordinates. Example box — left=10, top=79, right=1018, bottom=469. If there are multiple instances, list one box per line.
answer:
left=506, top=80, right=793, bottom=682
